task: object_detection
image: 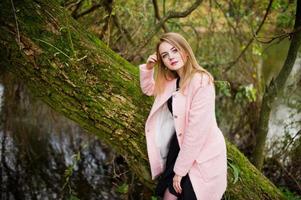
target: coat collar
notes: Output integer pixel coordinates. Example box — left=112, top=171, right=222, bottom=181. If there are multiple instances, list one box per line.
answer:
left=148, top=78, right=188, bottom=119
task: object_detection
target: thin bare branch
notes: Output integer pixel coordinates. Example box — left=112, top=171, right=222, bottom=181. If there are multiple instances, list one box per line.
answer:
left=270, top=157, right=301, bottom=192
left=99, top=0, right=113, bottom=40
left=133, top=0, right=203, bottom=57
left=214, top=0, right=239, bottom=35
left=112, top=15, right=135, bottom=46
left=10, top=0, right=20, bottom=50
left=71, top=0, right=83, bottom=18
left=254, top=27, right=301, bottom=44
left=74, top=3, right=103, bottom=19
left=224, top=0, right=274, bottom=72
left=152, top=0, right=168, bottom=32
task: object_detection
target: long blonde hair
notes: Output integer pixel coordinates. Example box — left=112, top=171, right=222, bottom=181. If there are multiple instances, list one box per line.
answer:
left=154, top=32, right=214, bottom=96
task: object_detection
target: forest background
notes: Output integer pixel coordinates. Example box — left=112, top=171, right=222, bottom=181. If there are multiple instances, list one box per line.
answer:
left=0, top=0, right=300, bottom=199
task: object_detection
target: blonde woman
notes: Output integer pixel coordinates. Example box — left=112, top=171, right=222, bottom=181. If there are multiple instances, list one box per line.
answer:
left=139, top=32, right=227, bottom=200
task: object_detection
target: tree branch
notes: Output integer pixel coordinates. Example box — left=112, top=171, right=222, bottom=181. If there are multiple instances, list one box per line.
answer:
left=152, top=0, right=168, bottom=32
left=73, top=3, right=103, bottom=19
left=70, top=0, right=83, bottom=19
left=252, top=0, right=301, bottom=170
left=133, top=0, right=203, bottom=57
left=224, top=0, right=274, bottom=72
left=99, top=0, right=113, bottom=40
left=253, top=27, right=301, bottom=44
left=112, top=15, right=135, bottom=46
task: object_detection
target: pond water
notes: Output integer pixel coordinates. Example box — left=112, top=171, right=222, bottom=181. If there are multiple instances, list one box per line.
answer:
left=262, top=39, right=301, bottom=145
left=0, top=74, right=125, bottom=199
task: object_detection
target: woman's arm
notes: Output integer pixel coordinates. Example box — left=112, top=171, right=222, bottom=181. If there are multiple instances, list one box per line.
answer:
left=139, top=63, right=155, bottom=96
left=173, top=74, right=216, bottom=176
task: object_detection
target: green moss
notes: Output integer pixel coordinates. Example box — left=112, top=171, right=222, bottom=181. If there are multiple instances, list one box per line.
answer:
left=224, top=141, right=287, bottom=200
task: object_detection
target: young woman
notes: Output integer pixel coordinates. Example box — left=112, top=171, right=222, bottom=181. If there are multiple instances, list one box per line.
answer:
left=139, top=32, right=227, bottom=200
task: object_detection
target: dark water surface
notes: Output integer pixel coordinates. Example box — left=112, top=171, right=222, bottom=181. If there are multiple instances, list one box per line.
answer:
left=0, top=73, right=127, bottom=200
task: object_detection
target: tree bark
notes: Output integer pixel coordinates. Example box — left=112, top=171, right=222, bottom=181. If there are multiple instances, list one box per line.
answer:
left=0, top=0, right=287, bottom=199
left=252, top=0, right=301, bottom=170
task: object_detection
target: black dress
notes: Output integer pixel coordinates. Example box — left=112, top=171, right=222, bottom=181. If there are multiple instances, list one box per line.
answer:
left=155, top=77, right=197, bottom=200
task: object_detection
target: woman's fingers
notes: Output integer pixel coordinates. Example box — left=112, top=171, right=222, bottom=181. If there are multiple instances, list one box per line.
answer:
left=176, top=181, right=182, bottom=193
left=147, top=57, right=154, bottom=63
left=148, top=55, right=157, bottom=63
left=146, top=54, right=157, bottom=69
left=173, top=175, right=182, bottom=194
left=148, top=57, right=156, bottom=63
left=173, top=180, right=181, bottom=193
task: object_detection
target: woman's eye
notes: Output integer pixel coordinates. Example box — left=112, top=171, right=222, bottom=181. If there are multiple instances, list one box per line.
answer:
left=162, top=54, right=167, bottom=58
left=172, top=49, right=178, bottom=53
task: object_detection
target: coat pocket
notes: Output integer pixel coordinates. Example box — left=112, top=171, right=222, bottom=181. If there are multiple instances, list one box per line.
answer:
left=196, top=153, right=227, bottom=183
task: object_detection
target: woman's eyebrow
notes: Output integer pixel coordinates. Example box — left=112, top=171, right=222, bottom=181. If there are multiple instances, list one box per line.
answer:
left=160, top=47, right=176, bottom=55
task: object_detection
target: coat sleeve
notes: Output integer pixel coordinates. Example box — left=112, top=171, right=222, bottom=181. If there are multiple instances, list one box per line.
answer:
left=173, top=75, right=216, bottom=177
left=139, top=64, right=155, bottom=96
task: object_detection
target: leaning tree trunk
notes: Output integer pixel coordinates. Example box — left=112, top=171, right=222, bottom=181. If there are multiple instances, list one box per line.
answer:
left=252, top=0, right=301, bottom=170
left=0, top=0, right=287, bottom=199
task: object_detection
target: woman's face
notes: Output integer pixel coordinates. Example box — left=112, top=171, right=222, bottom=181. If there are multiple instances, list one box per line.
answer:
left=158, top=41, right=187, bottom=72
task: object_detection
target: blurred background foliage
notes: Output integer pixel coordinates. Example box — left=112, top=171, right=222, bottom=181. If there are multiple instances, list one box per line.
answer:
left=0, top=0, right=300, bottom=199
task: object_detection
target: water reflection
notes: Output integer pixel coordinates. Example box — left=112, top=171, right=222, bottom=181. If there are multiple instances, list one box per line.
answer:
left=0, top=84, right=3, bottom=109
left=0, top=72, right=124, bottom=199
left=264, top=41, right=301, bottom=141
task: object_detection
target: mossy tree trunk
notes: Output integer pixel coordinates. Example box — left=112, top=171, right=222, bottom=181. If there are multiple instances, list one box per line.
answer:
left=0, top=0, right=287, bottom=199
left=252, top=0, right=301, bottom=170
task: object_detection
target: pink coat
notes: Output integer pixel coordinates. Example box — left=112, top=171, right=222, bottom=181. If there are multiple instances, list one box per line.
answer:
left=139, top=64, right=227, bottom=200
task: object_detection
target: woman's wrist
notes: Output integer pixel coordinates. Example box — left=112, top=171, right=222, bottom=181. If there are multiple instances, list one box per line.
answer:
left=175, top=174, right=183, bottom=178
left=146, top=63, right=154, bottom=70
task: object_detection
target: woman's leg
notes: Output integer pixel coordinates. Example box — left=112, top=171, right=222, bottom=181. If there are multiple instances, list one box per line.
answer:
left=163, top=188, right=177, bottom=200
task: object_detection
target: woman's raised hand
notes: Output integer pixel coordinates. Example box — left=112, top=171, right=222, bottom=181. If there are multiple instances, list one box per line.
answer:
left=146, top=53, right=157, bottom=70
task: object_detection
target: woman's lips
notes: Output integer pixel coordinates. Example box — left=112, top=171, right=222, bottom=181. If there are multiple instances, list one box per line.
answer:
left=171, top=61, right=178, bottom=65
